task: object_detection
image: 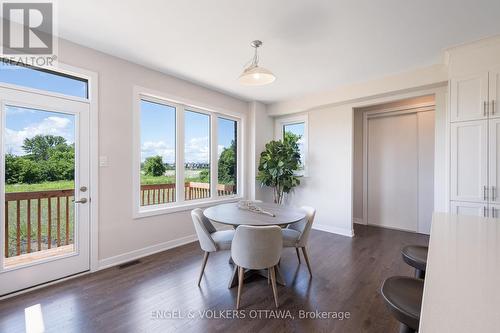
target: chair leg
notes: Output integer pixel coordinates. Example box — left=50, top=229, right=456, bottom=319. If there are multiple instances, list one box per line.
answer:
left=197, top=251, right=210, bottom=286
left=270, top=266, right=279, bottom=308
left=267, top=268, right=270, bottom=285
left=295, top=247, right=301, bottom=264
left=301, top=247, right=312, bottom=276
left=236, top=266, right=244, bottom=309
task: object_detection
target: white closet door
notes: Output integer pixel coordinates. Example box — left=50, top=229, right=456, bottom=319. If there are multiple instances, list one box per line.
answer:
left=367, top=113, right=418, bottom=231
left=450, top=120, right=488, bottom=203
left=450, top=72, right=489, bottom=122
left=489, top=118, right=500, bottom=203
left=489, top=67, right=500, bottom=119
left=450, top=201, right=486, bottom=217
left=417, top=111, right=435, bottom=234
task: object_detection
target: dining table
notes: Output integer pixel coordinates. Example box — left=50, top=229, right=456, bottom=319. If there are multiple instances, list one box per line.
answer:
left=203, top=201, right=306, bottom=289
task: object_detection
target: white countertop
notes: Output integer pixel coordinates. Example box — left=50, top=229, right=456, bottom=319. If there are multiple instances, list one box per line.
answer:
left=420, top=213, right=500, bottom=332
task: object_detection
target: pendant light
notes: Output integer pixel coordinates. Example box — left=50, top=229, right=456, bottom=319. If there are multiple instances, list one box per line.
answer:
left=238, top=40, right=276, bottom=86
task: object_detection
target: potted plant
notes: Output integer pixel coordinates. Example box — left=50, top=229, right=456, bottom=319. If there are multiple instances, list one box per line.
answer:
left=257, top=133, right=301, bottom=204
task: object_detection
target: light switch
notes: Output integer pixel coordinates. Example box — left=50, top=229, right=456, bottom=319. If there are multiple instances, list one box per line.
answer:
left=99, top=156, right=109, bottom=167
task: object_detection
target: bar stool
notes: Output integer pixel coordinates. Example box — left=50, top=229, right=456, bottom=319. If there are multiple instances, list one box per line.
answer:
left=401, top=245, right=428, bottom=279
left=381, top=276, right=424, bottom=333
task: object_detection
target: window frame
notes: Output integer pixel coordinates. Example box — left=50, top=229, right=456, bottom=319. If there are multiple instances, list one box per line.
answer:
left=133, top=87, right=243, bottom=219
left=275, top=114, right=309, bottom=177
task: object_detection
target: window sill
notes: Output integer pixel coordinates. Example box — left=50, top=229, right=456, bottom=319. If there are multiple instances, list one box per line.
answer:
left=133, top=196, right=243, bottom=220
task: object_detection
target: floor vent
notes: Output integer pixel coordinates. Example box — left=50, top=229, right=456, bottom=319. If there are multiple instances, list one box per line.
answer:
left=118, top=260, right=141, bottom=269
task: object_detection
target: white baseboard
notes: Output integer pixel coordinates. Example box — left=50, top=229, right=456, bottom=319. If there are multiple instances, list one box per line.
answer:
left=313, top=224, right=354, bottom=237
left=98, top=234, right=198, bottom=270
left=353, top=217, right=365, bottom=225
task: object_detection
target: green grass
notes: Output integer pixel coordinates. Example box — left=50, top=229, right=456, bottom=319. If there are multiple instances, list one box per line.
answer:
left=6, top=180, right=75, bottom=193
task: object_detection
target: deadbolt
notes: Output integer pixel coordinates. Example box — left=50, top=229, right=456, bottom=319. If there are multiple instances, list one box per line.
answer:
left=80, top=186, right=88, bottom=192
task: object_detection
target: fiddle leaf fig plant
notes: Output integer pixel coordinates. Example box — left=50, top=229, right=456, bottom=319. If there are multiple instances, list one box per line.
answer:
left=257, top=132, right=301, bottom=204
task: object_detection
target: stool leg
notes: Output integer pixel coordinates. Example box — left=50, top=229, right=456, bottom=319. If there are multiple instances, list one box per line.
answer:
left=399, top=323, right=416, bottom=333
left=415, top=269, right=425, bottom=279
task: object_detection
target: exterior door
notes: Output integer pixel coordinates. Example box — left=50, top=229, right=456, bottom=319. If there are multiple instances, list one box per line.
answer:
left=0, top=87, right=90, bottom=295
left=450, top=120, right=488, bottom=203
left=450, top=201, right=487, bottom=217
left=450, top=72, right=489, bottom=122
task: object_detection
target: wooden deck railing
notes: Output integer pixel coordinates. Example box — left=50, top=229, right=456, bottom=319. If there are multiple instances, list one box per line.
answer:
left=4, top=183, right=237, bottom=259
left=141, top=182, right=236, bottom=206
left=4, top=189, right=74, bottom=258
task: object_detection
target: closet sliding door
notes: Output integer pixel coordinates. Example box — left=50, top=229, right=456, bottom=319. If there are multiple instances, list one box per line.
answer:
left=366, top=110, right=435, bottom=233
left=367, top=113, right=419, bottom=231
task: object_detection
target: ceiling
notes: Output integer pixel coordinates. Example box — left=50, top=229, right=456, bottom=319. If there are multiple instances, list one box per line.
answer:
left=58, top=0, right=500, bottom=104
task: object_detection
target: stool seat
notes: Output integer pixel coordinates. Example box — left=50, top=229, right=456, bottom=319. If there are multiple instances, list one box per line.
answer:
left=402, top=245, right=428, bottom=272
left=381, top=276, right=424, bottom=332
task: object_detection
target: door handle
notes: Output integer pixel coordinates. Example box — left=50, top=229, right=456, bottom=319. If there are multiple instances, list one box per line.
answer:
left=73, top=198, right=88, bottom=204
left=492, top=207, right=496, bottom=218
left=492, top=100, right=496, bottom=115
left=484, top=185, right=488, bottom=201
left=484, top=206, right=487, bottom=217
left=484, top=101, right=488, bottom=116
left=492, top=186, right=496, bottom=201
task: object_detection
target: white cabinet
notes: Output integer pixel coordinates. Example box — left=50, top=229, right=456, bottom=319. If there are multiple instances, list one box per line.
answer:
left=489, top=67, right=500, bottom=119
left=489, top=118, right=500, bottom=203
left=490, top=204, right=500, bottom=218
left=450, top=201, right=487, bottom=217
left=450, top=72, right=489, bottom=122
left=450, top=120, right=488, bottom=202
left=450, top=68, right=500, bottom=216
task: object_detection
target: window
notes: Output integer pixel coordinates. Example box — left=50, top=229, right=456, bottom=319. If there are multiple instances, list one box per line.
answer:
left=276, top=115, right=308, bottom=176
left=134, top=90, right=241, bottom=217
left=218, top=117, right=237, bottom=196
left=184, top=110, right=210, bottom=201
left=140, top=99, right=176, bottom=206
left=0, top=61, right=88, bottom=98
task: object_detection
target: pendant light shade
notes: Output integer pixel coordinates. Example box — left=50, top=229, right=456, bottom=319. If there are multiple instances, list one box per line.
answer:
left=239, top=40, right=276, bottom=86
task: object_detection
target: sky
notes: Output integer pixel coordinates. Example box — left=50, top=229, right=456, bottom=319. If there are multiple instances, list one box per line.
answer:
left=0, top=62, right=236, bottom=163
left=5, top=106, right=75, bottom=156
left=141, top=100, right=236, bottom=163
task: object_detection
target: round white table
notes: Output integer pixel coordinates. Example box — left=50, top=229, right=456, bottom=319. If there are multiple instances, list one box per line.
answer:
left=203, top=202, right=306, bottom=227
left=203, top=202, right=306, bottom=288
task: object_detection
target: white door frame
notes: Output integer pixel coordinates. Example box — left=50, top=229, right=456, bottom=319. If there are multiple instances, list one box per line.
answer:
left=0, top=62, right=99, bottom=285
left=362, top=102, right=435, bottom=228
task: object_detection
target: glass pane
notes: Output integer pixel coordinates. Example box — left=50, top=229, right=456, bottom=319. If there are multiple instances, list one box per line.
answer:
left=184, top=110, right=210, bottom=200
left=140, top=100, right=176, bottom=206
left=283, top=122, right=305, bottom=170
left=3, top=106, right=76, bottom=268
left=217, top=117, right=237, bottom=196
left=0, top=62, right=88, bottom=98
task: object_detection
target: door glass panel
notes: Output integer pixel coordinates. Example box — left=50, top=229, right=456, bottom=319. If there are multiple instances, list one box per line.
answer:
left=0, top=62, right=88, bottom=99
left=184, top=110, right=210, bottom=200
left=3, top=105, right=76, bottom=268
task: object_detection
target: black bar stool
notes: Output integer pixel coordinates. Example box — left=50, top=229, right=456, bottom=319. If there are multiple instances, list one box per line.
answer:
left=401, top=245, right=428, bottom=279
left=381, top=276, right=424, bottom=333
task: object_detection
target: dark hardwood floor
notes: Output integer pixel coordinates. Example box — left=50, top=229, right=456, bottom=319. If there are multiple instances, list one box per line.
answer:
left=0, top=224, right=428, bottom=333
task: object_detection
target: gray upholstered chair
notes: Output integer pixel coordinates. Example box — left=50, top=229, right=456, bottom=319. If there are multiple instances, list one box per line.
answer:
left=282, top=206, right=316, bottom=275
left=191, top=208, right=235, bottom=286
left=231, top=225, right=283, bottom=309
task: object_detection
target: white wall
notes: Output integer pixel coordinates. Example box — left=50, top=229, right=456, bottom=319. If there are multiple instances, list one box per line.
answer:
left=246, top=101, right=274, bottom=202
left=279, top=106, right=355, bottom=237
left=57, top=39, right=249, bottom=265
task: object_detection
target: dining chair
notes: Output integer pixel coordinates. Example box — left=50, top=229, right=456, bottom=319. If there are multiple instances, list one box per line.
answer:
left=282, top=206, right=316, bottom=276
left=191, top=208, right=235, bottom=286
left=231, top=225, right=283, bottom=309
